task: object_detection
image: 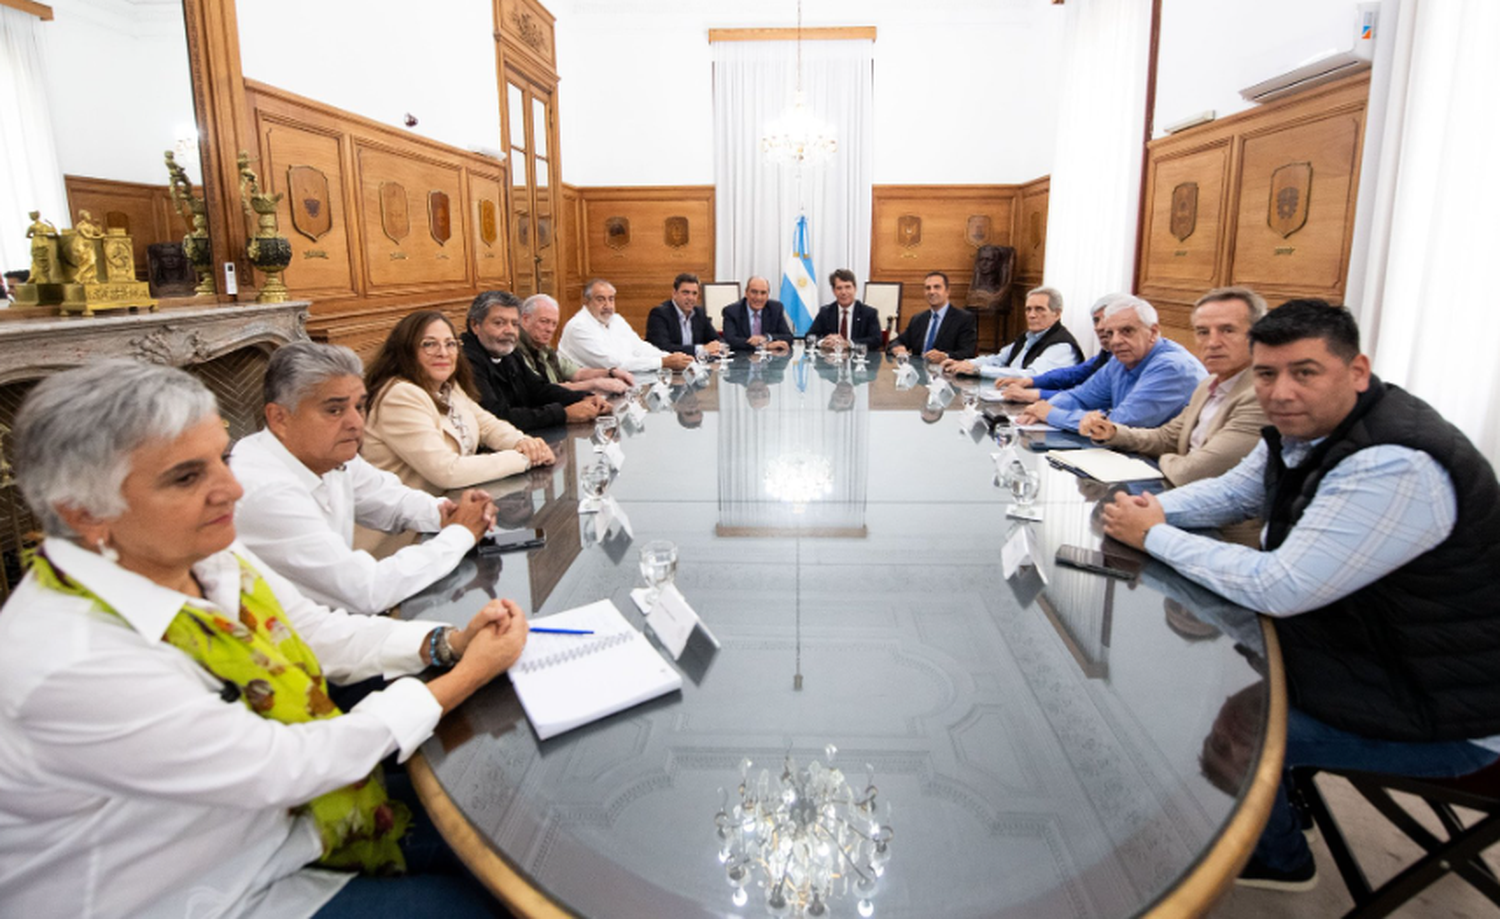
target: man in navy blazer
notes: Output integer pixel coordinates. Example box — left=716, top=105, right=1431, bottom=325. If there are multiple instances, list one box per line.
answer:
left=888, top=271, right=979, bottom=362
left=809, top=268, right=882, bottom=352
left=721, top=276, right=794, bottom=352
left=645, top=273, right=724, bottom=357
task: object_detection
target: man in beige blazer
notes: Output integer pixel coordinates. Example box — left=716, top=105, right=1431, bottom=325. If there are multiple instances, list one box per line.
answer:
left=1080, top=287, right=1268, bottom=543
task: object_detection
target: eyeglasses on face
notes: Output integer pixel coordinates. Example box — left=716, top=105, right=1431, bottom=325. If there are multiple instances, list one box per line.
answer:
left=420, top=338, right=460, bottom=354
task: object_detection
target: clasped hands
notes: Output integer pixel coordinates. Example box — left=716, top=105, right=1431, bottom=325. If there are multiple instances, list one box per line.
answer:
left=1100, top=491, right=1167, bottom=550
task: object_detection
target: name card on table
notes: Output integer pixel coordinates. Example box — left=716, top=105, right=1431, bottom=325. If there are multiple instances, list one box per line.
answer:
left=1001, top=526, right=1046, bottom=581
left=602, top=441, right=626, bottom=471
left=632, top=583, right=720, bottom=661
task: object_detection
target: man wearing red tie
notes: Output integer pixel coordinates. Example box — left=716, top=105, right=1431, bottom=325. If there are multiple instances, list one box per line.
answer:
left=809, top=268, right=882, bottom=352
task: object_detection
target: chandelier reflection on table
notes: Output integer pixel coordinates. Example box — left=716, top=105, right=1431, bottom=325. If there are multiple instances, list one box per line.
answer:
left=764, top=452, right=834, bottom=513
left=716, top=745, right=894, bottom=917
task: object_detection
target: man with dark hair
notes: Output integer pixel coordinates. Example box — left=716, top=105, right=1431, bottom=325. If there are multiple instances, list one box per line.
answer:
left=462, top=290, right=608, bottom=431
left=888, top=271, right=978, bottom=362
left=721, top=275, right=794, bottom=352
left=646, top=272, right=723, bottom=357
left=1103, top=299, right=1500, bottom=891
left=809, top=268, right=881, bottom=351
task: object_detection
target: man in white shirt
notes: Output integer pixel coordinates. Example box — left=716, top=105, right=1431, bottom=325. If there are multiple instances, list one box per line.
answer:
left=943, top=286, right=1084, bottom=379
left=557, top=277, right=693, bottom=374
left=231, top=342, right=497, bottom=615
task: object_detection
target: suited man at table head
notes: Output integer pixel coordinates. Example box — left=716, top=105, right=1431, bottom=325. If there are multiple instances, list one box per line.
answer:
left=1081, top=287, right=1268, bottom=521
left=888, top=271, right=978, bottom=363
left=809, top=268, right=882, bottom=352
left=646, top=273, right=724, bottom=358
left=721, top=276, right=793, bottom=353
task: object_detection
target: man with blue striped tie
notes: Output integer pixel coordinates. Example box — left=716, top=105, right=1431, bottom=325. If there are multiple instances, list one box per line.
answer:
left=888, top=271, right=978, bottom=362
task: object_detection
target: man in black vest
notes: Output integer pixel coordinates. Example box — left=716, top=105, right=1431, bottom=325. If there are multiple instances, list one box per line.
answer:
left=1102, top=300, right=1500, bottom=891
left=943, top=285, right=1082, bottom=379
left=462, top=290, right=609, bottom=431
left=888, top=271, right=978, bottom=362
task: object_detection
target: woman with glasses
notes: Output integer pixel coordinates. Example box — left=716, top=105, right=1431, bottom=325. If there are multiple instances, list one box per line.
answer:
left=363, top=310, right=554, bottom=494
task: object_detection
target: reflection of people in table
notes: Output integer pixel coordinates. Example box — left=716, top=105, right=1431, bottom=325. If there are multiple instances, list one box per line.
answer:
left=0, top=361, right=528, bottom=917
left=887, top=271, right=978, bottom=363
left=1015, top=296, right=1204, bottom=433
left=675, top=389, right=704, bottom=428
left=363, top=310, right=555, bottom=494
left=721, top=276, right=794, bottom=352
left=231, top=342, right=497, bottom=615
left=1104, top=301, right=1500, bottom=891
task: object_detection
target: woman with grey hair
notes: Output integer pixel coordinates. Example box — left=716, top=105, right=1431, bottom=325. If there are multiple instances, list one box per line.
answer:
left=0, top=360, right=525, bottom=917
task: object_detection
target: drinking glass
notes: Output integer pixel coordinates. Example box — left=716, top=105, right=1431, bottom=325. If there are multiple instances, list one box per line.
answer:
left=639, top=539, right=678, bottom=608
left=579, top=462, right=611, bottom=513
left=754, top=335, right=770, bottom=358
left=657, top=366, right=673, bottom=387
left=695, top=344, right=708, bottom=364
left=805, top=332, right=818, bottom=353
left=992, top=421, right=1015, bottom=451
left=851, top=341, right=868, bottom=365
left=895, top=350, right=910, bottom=367
left=1009, top=468, right=1041, bottom=509
left=591, top=414, right=618, bottom=451
left=962, top=387, right=979, bottom=411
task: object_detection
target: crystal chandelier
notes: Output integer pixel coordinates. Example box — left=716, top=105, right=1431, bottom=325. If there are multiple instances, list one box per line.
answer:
left=761, top=1, right=838, bottom=166
left=764, top=452, right=834, bottom=512
left=716, top=746, right=894, bottom=917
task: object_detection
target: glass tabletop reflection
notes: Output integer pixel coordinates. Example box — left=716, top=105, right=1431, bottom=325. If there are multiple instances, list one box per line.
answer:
left=406, top=350, right=1271, bottom=919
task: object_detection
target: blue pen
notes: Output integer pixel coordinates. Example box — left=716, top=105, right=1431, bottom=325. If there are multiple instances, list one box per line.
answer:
left=531, top=627, right=595, bottom=635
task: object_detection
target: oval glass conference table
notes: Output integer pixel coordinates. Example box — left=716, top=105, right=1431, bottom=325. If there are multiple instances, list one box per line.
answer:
left=401, top=350, right=1285, bottom=919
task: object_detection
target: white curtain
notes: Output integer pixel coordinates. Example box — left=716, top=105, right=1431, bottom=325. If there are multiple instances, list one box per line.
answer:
left=713, top=39, right=872, bottom=308
left=1041, top=0, right=1154, bottom=353
left=0, top=6, right=67, bottom=278
left=1344, top=0, right=1500, bottom=462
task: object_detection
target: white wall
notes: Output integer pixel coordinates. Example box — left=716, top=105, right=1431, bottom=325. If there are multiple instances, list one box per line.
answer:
left=553, top=0, right=1066, bottom=187
left=42, top=0, right=198, bottom=185
left=237, top=0, right=502, bottom=156
left=1154, top=0, right=1368, bottom=137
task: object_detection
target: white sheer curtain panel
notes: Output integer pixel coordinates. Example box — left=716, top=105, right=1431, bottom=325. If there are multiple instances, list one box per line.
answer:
left=1344, top=0, right=1500, bottom=462
left=1040, top=0, right=1153, bottom=354
left=713, top=39, right=872, bottom=308
left=0, top=6, right=68, bottom=276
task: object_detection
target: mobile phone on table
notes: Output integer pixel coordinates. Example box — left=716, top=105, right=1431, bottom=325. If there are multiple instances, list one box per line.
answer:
left=1055, top=544, right=1142, bottom=580
left=477, top=527, right=546, bottom=555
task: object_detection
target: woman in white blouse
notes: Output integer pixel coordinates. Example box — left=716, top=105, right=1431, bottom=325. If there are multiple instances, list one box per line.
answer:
left=0, top=360, right=525, bottom=917
left=362, top=310, right=554, bottom=494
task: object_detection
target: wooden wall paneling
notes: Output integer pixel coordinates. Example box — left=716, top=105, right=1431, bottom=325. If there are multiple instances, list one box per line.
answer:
left=1015, top=176, right=1050, bottom=284
left=870, top=184, right=1020, bottom=345
left=578, top=186, right=715, bottom=330
left=495, top=0, right=556, bottom=74
left=470, top=170, right=510, bottom=285
left=355, top=144, right=470, bottom=291
left=1229, top=110, right=1364, bottom=301
left=63, top=175, right=186, bottom=275
left=1138, top=71, right=1369, bottom=342
left=559, top=183, right=584, bottom=308
left=251, top=102, right=361, bottom=301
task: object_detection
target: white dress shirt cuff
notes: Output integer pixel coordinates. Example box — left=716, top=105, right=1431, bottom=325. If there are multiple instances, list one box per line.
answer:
left=349, top=677, right=442, bottom=763
left=379, top=619, right=439, bottom=678
left=434, top=523, right=479, bottom=552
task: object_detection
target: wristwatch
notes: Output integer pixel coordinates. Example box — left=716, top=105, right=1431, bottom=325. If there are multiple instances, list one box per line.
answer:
left=428, top=626, right=460, bottom=667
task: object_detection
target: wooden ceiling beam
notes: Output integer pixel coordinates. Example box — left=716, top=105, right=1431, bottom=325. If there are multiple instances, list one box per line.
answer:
left=1, top=0, right=54, bottom=21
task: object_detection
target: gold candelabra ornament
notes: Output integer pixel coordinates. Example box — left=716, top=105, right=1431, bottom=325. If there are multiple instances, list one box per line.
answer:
left=237, top=151, right=292, bottom=304
left=164, top=150, right=216, bottom=296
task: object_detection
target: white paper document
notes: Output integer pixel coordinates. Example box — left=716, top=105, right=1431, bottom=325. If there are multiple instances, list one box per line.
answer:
left=508, top=600, right=682, bottom=740
left=978, top=388, right=1009, bottom=403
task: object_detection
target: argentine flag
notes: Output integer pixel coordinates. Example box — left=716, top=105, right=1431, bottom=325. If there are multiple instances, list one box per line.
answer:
left=779, top=216, right=817, bottom=335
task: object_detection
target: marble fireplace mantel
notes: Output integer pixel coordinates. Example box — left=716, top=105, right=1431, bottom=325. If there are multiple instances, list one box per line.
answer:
left=0, top=302, right=311, bottom=385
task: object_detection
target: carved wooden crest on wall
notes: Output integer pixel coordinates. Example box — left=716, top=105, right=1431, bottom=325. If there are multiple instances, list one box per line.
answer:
left=965, top=215, right=992, bottom=249
left=428, top=191, right=452, bottom=245
left=897, top=214, right=921, bottom=248
left=479, top=200, right=498, bottom=246
left=664, top=216, right=689, bottom=249
left=288, top=166, right=332, bottom=242
left=1269, top=162, right=1312, bottom=238
left=537, top=215, right=552, bottom=250
left=1171, top=182, right=1199, bottom=241
left=604, top=216, right=630, bottom=250
left=379, top=182, right=410, bottom=244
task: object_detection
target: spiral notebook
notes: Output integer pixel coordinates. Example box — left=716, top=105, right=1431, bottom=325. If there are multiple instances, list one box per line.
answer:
left=509, top=600, right=683, bottom=740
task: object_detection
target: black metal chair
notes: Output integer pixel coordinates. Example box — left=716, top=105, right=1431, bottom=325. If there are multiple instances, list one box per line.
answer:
left=1292, top=758, right=1500, bottom=917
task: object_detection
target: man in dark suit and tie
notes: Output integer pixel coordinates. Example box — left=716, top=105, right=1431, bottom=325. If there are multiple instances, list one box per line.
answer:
left=888, top=271, right=979, bottom=362
left=646, top=273, right=724, bottom=357
left=809, top=268, right=882, bottom=352
left=721, top=276, right=794, bottom=352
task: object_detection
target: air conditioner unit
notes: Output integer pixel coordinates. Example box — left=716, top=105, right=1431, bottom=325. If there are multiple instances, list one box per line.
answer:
left=1240, top=4, right=1378, bottom=104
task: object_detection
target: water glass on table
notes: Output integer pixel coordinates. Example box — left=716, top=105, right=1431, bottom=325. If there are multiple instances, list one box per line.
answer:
left=579, top=461, right=611, bottom=513
left=591, top=414, right=618, bottom=451
left=639, top=539, right=678, bottom=609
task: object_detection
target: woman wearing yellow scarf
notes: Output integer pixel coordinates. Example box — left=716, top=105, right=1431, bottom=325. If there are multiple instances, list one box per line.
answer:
left=0, top=360, right=526, bottom=918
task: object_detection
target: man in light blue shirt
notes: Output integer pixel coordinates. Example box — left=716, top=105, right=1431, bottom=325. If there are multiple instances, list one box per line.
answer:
left=943, top=286, right=1083, bottom=380
left=1015, top=296, right=1204, bottom=433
